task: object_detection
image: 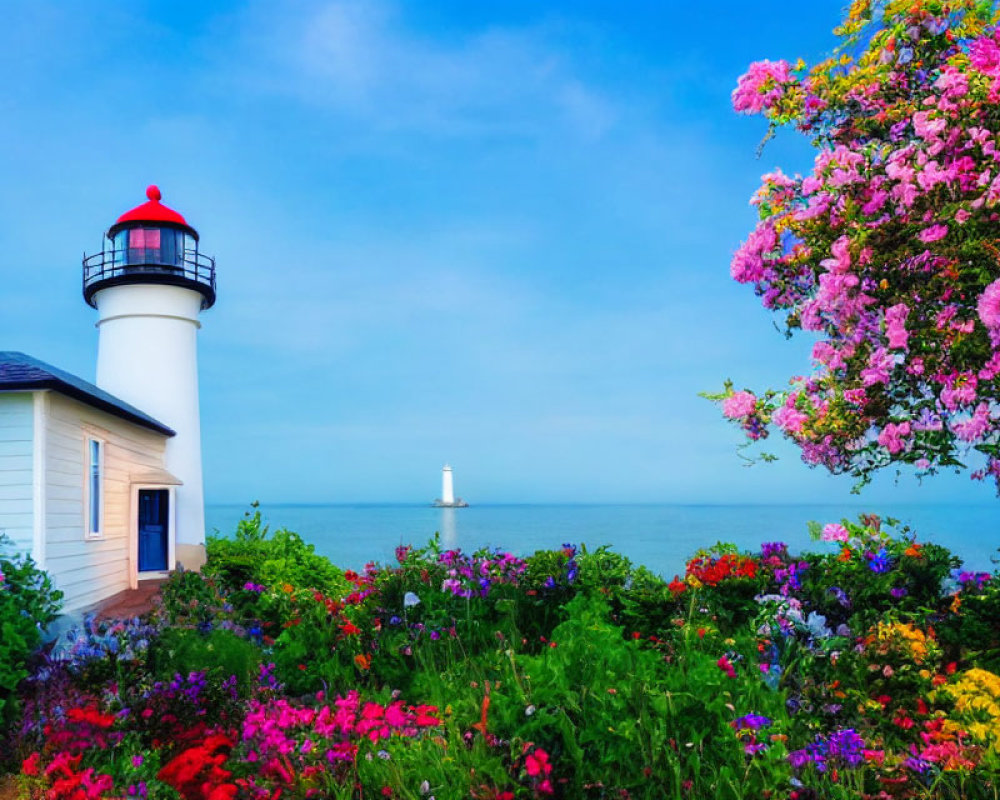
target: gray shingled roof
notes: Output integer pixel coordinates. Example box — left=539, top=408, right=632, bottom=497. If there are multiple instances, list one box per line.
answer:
left=0, top=352, right=175, bottom=436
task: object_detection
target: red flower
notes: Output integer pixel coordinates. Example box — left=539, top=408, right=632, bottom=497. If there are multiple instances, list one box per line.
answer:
left=21, top=752, right=40, bottom=777
left=525, top=748, right=552, bottom=778
left=717, top=655, right=737, bottom=679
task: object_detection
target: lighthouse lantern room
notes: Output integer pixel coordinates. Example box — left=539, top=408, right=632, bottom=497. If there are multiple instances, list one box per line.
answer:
left=82, top=186, right=215, bottom=574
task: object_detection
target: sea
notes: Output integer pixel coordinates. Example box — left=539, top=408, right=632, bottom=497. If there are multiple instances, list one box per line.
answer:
left=205, top=503, right=1000, bottom=578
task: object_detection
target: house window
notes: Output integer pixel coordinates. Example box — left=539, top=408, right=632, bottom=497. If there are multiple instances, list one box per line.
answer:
left=86, top=438, right=104, bottom=539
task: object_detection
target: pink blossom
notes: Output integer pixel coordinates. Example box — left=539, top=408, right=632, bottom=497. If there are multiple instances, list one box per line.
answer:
left=731, top=222, right=777, bottom=283
left=913, top=111, right=946, bottom=140
left=732, top=60, right=793, bottom=114
left=877, top=421, right=912, bottom=454
left=970, top=33, right=1000, bottom=77
left=774, top=403, right=809, bottom=434
left=977, top=278, right=1000, bottom=329
left=952, top=403, right=992, bottom=442
left=722, top=391, right=757, bottom=419
left=941, top=379, right=977, bottom=412
left=820, top=235, right=852, bottom=274
left=884, top=303, right=909, bottom=350
left=861, top=347, right=895, bottom=386
left=821, top=523, right=849, bottom=543
left=918, top=224, right=949, bottom=243
left=935, top=66, right=969, bottom=98
left=955, top=208, right=971, bottom=224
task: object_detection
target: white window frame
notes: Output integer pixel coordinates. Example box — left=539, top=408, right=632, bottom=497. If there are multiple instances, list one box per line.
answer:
left=84, top=436, right=105, bottom=540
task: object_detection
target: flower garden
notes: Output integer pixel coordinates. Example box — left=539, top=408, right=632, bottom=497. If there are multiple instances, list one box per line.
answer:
left=6, top=0, right=1000, bottom=797
left=2, top=509, right=1000, bottom=799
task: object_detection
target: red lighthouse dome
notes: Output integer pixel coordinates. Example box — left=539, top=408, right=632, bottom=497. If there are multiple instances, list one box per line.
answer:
left=83, top=185, right=216, bottom=310
left=110, top=185, right=197, bottom=237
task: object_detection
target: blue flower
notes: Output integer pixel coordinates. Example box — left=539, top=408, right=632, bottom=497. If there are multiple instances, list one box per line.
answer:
left=868, top=548, right=891, bottom=574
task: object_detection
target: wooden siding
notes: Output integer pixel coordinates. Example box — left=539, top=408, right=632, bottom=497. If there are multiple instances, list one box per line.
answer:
left=44, top=393, right=169, bottom=612
left=0, top=392, right=34, bottom=555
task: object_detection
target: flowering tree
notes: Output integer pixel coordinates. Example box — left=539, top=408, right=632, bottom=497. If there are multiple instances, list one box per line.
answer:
left=717, top=0, right=1000, bottom=491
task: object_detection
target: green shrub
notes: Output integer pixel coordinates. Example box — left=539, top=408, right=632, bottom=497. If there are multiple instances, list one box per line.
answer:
left=148, top=627, right=260, bottom=697
left=205, top=503, right=347, bottom=596
left=0, top=535, right=62, bottom=728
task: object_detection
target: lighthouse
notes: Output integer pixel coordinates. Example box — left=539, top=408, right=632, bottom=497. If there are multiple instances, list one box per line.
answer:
left=434, top=464, right=468, bottom=507
left=83, top=186, right=215, bottom=570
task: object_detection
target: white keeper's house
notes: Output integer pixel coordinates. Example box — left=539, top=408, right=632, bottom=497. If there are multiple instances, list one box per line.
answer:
left=0, top=186, right=215, bottom=612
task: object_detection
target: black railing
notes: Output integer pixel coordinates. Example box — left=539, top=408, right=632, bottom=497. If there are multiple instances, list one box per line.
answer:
left=82, top=248, right=216, bottom=309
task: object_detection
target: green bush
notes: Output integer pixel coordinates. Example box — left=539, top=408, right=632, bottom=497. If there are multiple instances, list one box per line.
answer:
left=205, top=503, right=347, bottom=596
left=0, top=535, right=62, bottom=728
left=148, top=627, right=260, bottom=697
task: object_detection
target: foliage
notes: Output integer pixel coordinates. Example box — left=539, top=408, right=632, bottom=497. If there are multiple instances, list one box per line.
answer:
left=9, top=513, right=1000, bottom=798
left=205, top=503, right=348, bottom=596
left=149, top=628, right=260, bottom=698
left=0, top=535, right=62, bottom=736
left=718, top=0, right=1000, bottom=491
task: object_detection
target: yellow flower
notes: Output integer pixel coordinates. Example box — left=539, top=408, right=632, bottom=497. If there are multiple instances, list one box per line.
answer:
left=940, top=669, right=1000, bottom=750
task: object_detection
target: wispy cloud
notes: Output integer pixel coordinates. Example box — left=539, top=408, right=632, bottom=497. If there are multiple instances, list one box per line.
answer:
left=228, top=0, right=617, bottom=139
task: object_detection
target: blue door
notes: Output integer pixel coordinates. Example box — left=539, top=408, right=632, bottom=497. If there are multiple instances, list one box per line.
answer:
left=138, top=489, right=169, bottom=572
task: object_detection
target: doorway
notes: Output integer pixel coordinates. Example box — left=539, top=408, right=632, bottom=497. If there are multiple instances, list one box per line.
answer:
left=137, top=488, right=170, bottom=572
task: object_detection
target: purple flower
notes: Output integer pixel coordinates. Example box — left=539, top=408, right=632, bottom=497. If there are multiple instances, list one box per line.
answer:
left=744, top=741, right=768, bottom=756
left=890, top=586, right=908, bottom=598
left=828, top=585, right=851, bottom=608
left=733, top=713, right=771, bottom=731
left=868, top=548, right=891, bottom=574
left=761, top=542, right=788, bottom=560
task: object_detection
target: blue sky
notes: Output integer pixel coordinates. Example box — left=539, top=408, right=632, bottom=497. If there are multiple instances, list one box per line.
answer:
left=1, top=1, right=993, bottom=505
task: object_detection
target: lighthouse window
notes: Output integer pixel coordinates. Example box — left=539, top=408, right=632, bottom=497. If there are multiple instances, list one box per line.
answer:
left=129, top=228, right=161, bottom=250
left=85, top=438, right=104, bottom=540
left=120, top=227, right=182, bottom=267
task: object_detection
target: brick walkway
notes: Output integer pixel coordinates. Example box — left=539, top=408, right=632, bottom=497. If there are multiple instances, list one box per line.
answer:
left=93, top=579, right=167, bottom=621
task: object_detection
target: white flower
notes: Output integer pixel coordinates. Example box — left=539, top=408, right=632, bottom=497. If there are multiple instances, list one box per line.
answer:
left=404, top=591, right=421, bottom=608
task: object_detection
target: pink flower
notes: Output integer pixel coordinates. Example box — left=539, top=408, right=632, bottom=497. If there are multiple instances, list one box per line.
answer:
left=918, top=223, right=949, bottom=243
left=820, top=235, right=852, bottom=274
left=970, top=33, right=1000, bottom=77
left=861, top=347, right=895, bottom=386
left=717, top=655, right=737, bottom=679
left=525, top=748, right=552, bottom=778
left=878, top=421, right=912, bottom=454
left=731, top=222, right=777, bottom=283
left=732, top=60, right=793, bottom=114
left=774, top=404, right=808, bottom=434
left=977, top=278, right=1000, bottom=330
left=913, top=111, right=947, bottom=140
left=821, top=523, right=849, bottom=543
left=885, top=303, right=910, bottom=350
left=952, top=403, right=992, bottom=442
left=722, top=391, right=757, bottom=419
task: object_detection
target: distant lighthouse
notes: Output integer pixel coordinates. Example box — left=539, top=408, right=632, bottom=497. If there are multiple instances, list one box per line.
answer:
left=83, top=185, right=215, bottom=570
left=434, top=464, right=468, bottom=507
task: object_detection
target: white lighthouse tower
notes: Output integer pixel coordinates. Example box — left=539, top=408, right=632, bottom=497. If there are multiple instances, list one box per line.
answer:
left=441, top=464, right=455, bottom=505
left=83, top=185, right=215, bottom=570
left=434, top=464, right=468, bottom=507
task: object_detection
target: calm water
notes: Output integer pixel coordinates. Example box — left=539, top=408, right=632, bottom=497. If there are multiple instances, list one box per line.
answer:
left=205, top=503, right=1000, bottom=578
